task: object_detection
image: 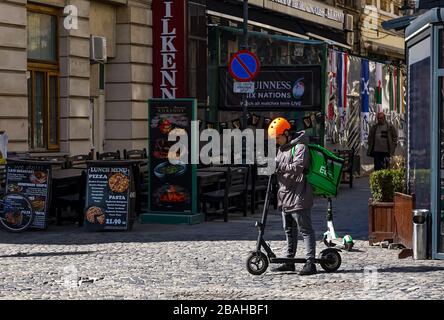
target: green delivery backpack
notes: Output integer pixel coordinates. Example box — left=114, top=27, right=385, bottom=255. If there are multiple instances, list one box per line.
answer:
left=292, top=144, right=344, bottom=197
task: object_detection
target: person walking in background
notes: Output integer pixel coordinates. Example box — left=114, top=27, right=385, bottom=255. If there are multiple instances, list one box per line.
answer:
left=367, top=112, right=398, bottom=171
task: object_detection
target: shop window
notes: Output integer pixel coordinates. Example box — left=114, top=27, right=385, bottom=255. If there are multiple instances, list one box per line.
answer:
left=379, top=0, right=390, bottom=12
left=27, top=11, right=57, bottom=62
left=440, top=29, right=444, bottom=69
left=408, top=37, right=431, bottom=210
left=27, top=5, right=60, bottom=150
left=440, top=77, right=444, bottom=252
left=188, top=1, right=207, bottom=105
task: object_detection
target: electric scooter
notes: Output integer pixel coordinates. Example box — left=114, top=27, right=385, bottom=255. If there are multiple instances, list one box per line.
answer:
left=322, top=197, right=354, bottom=251
left=246, top=174, right=342, bottom=276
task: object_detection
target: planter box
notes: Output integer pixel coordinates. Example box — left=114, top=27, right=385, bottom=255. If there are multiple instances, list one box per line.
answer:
left=394, top=192, right=415, bottom=249
left=368, top=199, right=395, bottom=246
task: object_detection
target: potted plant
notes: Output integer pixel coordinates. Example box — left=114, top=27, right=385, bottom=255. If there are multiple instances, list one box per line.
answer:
left=368, top=168, right=406, bottom=245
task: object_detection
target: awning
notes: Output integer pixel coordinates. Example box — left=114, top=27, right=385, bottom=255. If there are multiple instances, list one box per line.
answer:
left=381, top=14, right=418, bottom=31
left=207, top=0, right=349, bottom=48
left=207, top=0, right=306, bottom=37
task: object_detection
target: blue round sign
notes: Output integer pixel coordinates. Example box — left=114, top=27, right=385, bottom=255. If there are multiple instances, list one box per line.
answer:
left=229, top=50, right=261, bottom=82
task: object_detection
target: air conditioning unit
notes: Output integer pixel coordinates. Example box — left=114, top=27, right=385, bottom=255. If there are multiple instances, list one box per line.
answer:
left=90, top=35, right=107, bottom=63
left=344, top=14, right=354, bottom=31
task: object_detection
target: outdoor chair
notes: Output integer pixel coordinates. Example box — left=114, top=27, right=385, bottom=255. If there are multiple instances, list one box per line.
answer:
left=335, top=148, right=354, bottom=188
left=248, top=165, right=269, bottom=214
left=123, top=148, right=147, bottom=160
left=96, top=150, right=121, bottom=160
left=200, top=166, right=248, bottom=222
left=123, top=148, right=148, bottom=215
left=54, top=170, right=87, bottom=226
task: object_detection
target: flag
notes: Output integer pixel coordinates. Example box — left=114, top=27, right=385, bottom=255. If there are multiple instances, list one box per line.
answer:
left=396, top=67, right=401, bottom=114
left=327, top=49, right=337, bottom=121
left=400, top=69, right=405, bottom=113
left=389, top=66, right=399, bottom=112
left=337, top=51, right=348, bottom=113
left=361, top=59, right=370, bottom=143
left=375, top=63, right=382, bottom=112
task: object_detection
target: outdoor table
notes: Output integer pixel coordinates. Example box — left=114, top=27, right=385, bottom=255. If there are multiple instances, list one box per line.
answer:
left=198, top=165, right=256, bottom=214
left=197, top=170, right=224, bottom=188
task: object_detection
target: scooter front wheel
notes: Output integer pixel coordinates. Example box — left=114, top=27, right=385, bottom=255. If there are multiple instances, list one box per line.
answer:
left=246, top=251, right=269, bottom=275
left=319, top=249, right=341, bottom=273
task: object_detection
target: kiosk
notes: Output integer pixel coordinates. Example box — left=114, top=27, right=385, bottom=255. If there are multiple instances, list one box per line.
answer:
left=406, top=8, right=444, bottom=259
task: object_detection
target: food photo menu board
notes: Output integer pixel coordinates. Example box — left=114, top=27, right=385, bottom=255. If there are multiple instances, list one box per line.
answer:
left=5, top=160, right=51, bottom=229
left=148, top=99, right=197, bottom=214
left=85, top=161, right=135, bottom=231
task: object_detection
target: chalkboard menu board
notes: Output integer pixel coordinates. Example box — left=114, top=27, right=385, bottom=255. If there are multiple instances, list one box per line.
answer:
left=5, top=160, right=52, bottom=229
left=148, top=99, right=197, bottom=214
left=85, top=161, right=136, bottom=231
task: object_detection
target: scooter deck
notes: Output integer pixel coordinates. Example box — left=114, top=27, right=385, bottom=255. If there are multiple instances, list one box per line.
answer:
left=270, top=257, right=324, bottom=264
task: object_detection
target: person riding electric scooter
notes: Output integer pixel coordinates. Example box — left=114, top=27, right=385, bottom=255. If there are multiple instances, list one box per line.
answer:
left=269, top=117, right=317, bottom=276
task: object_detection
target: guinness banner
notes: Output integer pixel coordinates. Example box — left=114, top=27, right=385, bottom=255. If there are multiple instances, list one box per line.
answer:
left=219, top=66, right=322, bottom=111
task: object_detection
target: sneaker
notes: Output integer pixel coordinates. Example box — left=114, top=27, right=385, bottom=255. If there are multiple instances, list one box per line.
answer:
left=299, top=261, right=317, bottom=276
left=271, top=263, right=295, bottom=272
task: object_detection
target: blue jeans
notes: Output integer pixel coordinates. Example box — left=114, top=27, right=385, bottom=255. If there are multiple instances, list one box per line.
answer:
left=282, top=209, right=316, bottom=263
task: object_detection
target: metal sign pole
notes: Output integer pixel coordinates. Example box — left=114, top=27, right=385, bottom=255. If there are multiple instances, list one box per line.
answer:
left=241, top=0, right=249, bottom=164
left=241, top=0, right=249, bottom=130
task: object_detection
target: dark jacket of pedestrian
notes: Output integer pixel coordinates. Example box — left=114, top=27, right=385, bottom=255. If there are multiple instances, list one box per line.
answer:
left=275, top=131, right=313, bottom=212
left=367, top=120, right=398, bottom=157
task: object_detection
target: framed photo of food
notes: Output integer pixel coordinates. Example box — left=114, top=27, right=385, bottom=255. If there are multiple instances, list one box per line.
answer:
left=148, top=99, right=197, bottom=214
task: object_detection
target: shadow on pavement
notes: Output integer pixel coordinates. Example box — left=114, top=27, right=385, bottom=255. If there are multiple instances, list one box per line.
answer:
left=0, top=251, right=95, bottom=258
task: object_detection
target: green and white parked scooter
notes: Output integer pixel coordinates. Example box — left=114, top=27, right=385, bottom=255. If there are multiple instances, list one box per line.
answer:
left=323, top=197, right=355, bottom=251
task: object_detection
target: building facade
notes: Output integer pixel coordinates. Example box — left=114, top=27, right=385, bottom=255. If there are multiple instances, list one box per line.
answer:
left=0, top=0, right=153, bottom=155
left=0, top=0, right=409, bottom=156
left=360, top=0, right=406, bottom=62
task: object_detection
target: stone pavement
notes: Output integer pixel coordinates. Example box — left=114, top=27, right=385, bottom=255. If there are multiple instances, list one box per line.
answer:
left=1, top=177, right=444, bottom=300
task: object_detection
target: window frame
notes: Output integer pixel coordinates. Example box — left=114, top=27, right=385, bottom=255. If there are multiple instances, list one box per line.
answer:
left=27, top=4, right=60, bottom=151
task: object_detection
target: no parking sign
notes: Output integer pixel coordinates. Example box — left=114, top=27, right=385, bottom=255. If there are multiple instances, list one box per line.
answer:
left=228, top=50, right=261, bottom=82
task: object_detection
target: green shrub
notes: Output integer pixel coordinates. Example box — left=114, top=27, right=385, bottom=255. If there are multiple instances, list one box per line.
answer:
left=370, top=169, right=406, bottom=202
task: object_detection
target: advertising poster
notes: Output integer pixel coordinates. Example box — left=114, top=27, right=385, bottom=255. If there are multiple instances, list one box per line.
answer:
left=219, top=66, right=322, bottom=110
left=6, top=161, right=51, bottom=229
left=85, top=162, right=133, bottom=231
left=148, top=99, right=197, bottom=214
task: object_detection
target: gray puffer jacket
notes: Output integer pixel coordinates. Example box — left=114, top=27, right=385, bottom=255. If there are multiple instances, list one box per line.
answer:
left=275, top=131, right=313, bottom=213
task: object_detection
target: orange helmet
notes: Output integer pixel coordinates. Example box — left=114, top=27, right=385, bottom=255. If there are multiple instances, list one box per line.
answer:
left=268, top=117, right=291, bottom=138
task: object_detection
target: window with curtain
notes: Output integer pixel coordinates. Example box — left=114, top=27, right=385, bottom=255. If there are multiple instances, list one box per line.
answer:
left=27, top=6, right=59, bottom=150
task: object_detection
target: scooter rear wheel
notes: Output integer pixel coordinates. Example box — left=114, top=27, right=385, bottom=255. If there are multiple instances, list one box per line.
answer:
left=246, top=251, right=268, bottom=275
left=319, top=249, right=341, bottom=273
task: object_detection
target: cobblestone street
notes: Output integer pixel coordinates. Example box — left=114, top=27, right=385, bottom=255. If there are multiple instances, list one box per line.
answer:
left=1, top=177, right=444, bottom=300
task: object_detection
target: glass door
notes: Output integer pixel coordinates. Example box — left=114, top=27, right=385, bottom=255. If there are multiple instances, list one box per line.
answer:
left=439, top=77, right=444, bottom=253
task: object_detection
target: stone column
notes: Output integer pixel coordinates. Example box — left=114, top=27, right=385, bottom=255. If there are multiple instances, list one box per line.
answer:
left=105, top=0, right=152, bottom=152
left=59, top=0, right=92, bottom=155
left=0, top=0, right=28, bottom=152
